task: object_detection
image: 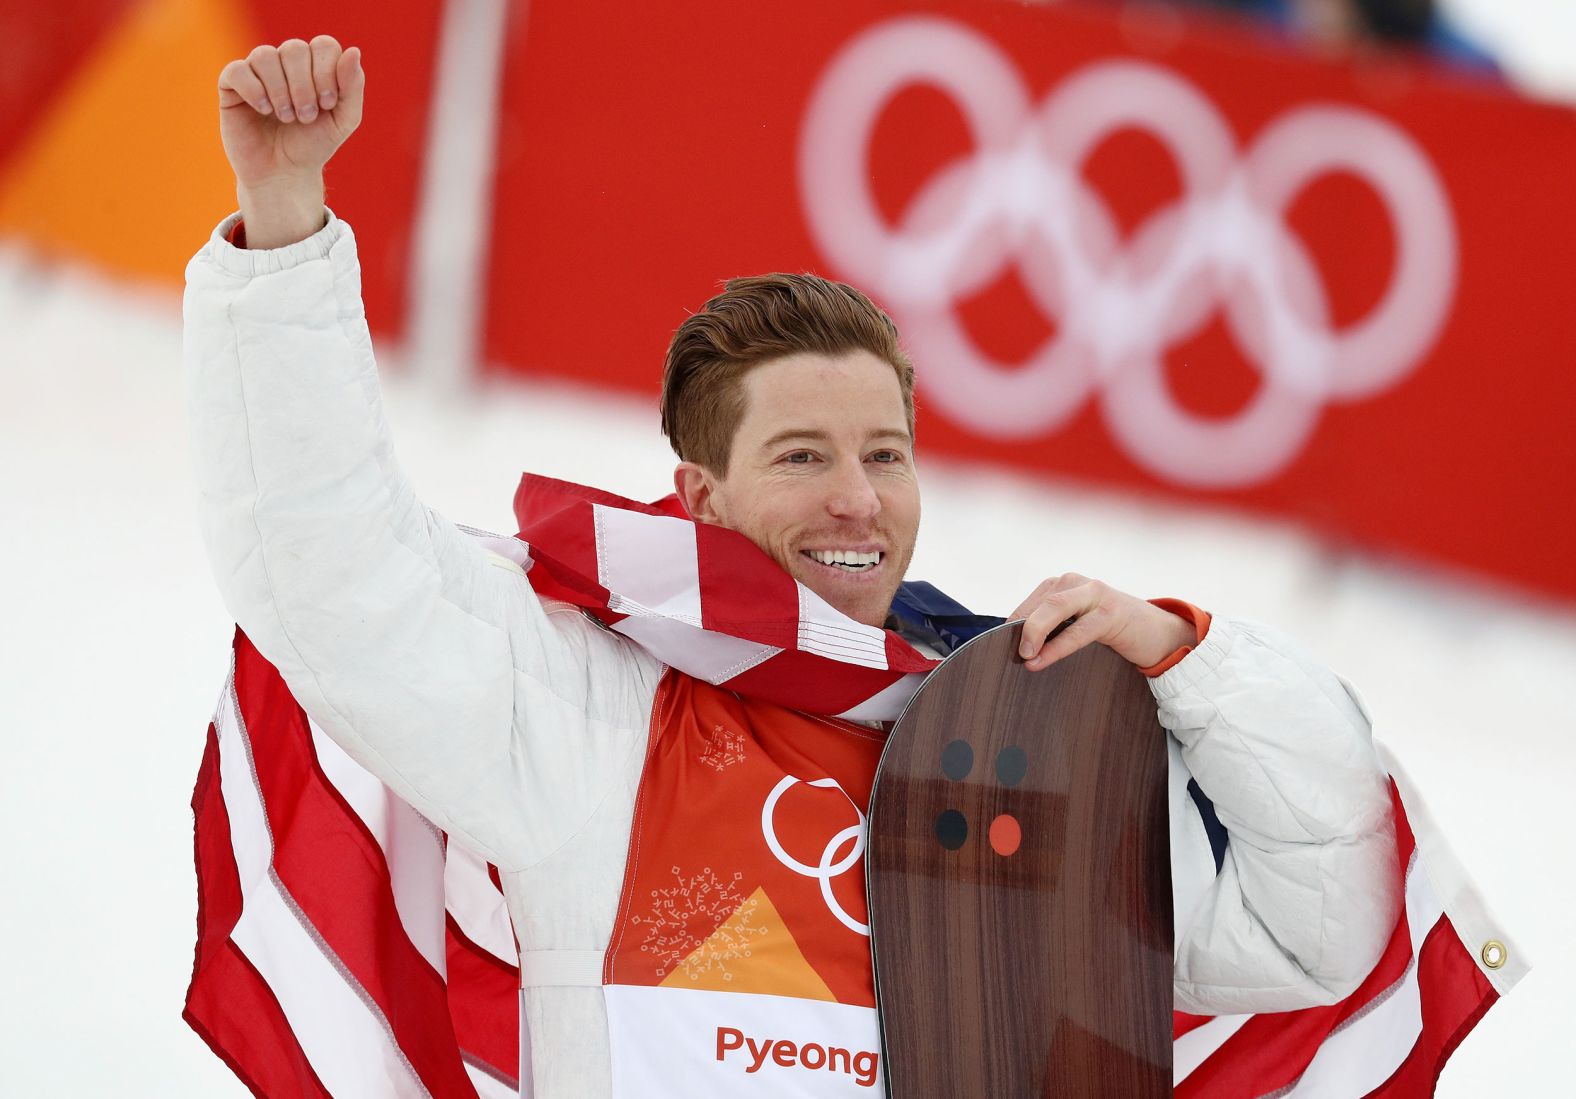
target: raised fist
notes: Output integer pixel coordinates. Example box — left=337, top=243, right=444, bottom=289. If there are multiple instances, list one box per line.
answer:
left=217, top=37, right=364, bottom=192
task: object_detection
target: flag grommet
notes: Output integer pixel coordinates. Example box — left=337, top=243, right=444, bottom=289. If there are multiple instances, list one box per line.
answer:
left=1480, top=940, right=1507, bottom=969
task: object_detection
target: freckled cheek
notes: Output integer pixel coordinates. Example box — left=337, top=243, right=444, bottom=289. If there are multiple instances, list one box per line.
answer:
left=762, top=487, right=824, bottom=532
left=743, top=504, right=810, bottom=567
left=881, top=490, right=921, bottom=545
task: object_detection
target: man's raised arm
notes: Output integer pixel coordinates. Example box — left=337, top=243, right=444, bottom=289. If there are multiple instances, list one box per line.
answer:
left=187, top=38, right=660, bottom=869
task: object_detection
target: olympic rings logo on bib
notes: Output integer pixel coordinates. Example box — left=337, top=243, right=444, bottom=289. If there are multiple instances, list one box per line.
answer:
left=798, top=15, right=1458, bottom=487
left=761, top=776, right=870, bottom=938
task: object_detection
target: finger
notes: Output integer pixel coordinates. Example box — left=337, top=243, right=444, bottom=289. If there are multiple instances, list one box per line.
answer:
left=1018, top=607, right=1076, bottom=664
left=248, top=45, right=292, bottom=121
left=1015, top=582, right=1096, bottom=657
left=310, top=35, right=341, bottom=110
left=332, top=46, right=365, bottom=132
left=218, top=58, right=270, bottom=114
left=277, top=39, right=319, bottom=122
left=1025, top=612, right=1101, bottom=671
left=1016, top=599, right=1059, bottom=659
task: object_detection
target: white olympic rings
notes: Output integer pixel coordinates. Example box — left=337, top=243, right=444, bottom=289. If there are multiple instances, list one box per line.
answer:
left=761, top=775, right=870, bottom=937
left=798, top=15, right=1458, bottom=487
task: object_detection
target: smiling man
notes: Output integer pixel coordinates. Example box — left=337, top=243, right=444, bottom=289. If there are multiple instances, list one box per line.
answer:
left=187, top=36, right=1400, bottom=1098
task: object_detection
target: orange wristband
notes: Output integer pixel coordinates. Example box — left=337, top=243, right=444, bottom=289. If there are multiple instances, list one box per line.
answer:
left=1137, top=598, right=1212, bottom=678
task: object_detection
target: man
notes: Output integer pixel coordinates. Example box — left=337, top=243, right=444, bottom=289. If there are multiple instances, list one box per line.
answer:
left=190, top=36, right=1398, bottom=1097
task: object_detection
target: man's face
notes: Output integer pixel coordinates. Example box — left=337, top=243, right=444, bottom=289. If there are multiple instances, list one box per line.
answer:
left=675, top=350, right=921, bottom=628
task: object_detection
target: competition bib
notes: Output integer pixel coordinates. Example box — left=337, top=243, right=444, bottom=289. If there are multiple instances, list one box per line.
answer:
left=603, top=671, right=887, bottom=1095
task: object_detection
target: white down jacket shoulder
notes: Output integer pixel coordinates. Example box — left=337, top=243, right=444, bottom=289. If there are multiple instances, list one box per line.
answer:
left=185, top=211, right=1399, bottom=1095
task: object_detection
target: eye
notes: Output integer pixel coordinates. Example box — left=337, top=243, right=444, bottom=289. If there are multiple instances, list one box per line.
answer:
left=868, top=450, right=903, bottom=463
left=783, top=451, right=817, bottom=464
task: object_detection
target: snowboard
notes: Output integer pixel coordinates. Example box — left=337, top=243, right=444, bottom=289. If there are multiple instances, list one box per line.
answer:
left=866, top=620, right=1172, bottom=1097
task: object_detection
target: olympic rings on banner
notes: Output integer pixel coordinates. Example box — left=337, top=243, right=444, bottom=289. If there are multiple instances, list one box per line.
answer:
left=761, top=775, right=870, bottom=937
left=798, top=15, right=1457, bottom=487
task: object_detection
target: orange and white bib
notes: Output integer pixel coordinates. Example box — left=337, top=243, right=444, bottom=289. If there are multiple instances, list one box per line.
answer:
left=602, top=670, right=888, bottom=1094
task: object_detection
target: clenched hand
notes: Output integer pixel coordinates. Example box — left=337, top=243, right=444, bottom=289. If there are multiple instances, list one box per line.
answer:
left=216, top=37, right=365, bottom=249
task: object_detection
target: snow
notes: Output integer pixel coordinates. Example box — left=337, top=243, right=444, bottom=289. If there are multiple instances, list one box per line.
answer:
left=0, top=241, right=1567, bottom=1095
left=1442, top=0, right=1576, bottom=102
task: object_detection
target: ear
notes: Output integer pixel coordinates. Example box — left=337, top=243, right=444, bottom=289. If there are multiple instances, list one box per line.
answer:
left=673, top=461, right=726, bottom=524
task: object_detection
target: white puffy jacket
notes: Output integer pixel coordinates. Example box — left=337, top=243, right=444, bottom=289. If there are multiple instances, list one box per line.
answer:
left=185, top=210, right=1399, bottom=1099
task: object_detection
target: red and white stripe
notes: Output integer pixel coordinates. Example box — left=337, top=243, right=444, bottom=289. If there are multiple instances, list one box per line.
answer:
left=509, top=475, right=937, bottom=721
left=1173, top=786, right=1506, bottom=1097
left=185, top=634, right=520, bottom=1099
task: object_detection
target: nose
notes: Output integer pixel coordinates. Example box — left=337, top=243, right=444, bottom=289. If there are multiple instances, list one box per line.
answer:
left=826, top=461, right=882, bottom=522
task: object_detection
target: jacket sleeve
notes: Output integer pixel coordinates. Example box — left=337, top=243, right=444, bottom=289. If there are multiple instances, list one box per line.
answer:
left=1155, top=615, right=1399, bottom=1014
left=184, top=210, right=661, bottom=871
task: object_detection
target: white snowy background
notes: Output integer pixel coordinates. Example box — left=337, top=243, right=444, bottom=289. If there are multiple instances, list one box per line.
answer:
left=1, top=1, right=1571, bottom=1095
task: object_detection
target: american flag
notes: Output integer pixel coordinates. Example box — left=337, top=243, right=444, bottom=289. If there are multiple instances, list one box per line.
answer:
left=184, top=476, right=1521, bottom=1097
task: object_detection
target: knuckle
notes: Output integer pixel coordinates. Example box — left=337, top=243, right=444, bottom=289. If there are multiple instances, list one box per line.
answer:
left=279, top=38, right=309, bottom=55
left=247, top=44, right=274, bottom=63
left=311, top=34, right=341, bottom=51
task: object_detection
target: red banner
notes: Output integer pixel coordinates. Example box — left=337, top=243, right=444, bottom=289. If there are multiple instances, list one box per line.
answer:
left=485, top=0, right=1576, bottom=601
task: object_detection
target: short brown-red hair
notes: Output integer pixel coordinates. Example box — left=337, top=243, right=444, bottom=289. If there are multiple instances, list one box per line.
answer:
left=660, top=273, right=915, bottom=472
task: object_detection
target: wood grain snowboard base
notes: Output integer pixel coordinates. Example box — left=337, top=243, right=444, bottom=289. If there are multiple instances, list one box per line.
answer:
left=867, top=621, right=1172, bottom=1097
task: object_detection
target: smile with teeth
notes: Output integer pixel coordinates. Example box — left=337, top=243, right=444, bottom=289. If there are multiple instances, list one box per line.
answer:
left=804, top=549, right=883, bottom=572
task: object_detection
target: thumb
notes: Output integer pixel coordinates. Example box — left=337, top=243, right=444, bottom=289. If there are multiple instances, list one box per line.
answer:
left=333, top=46, right=365, bottom=133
